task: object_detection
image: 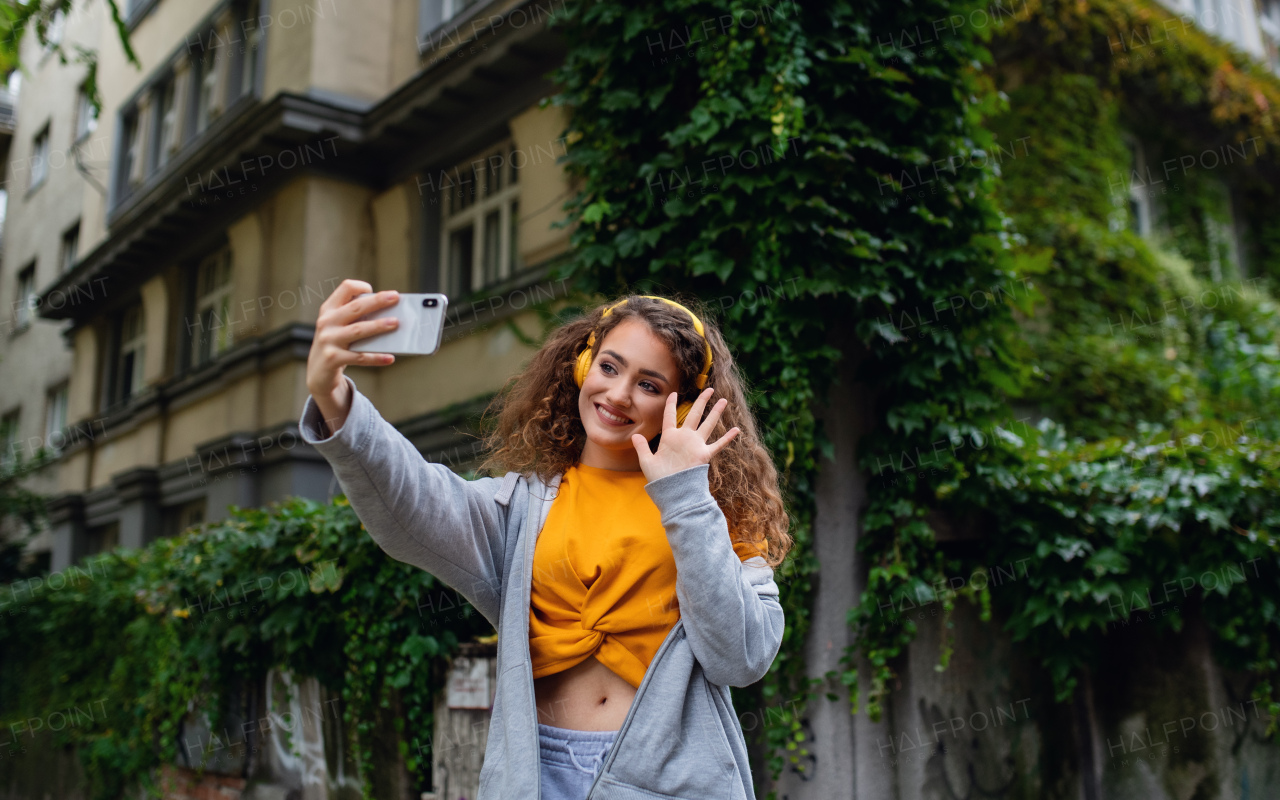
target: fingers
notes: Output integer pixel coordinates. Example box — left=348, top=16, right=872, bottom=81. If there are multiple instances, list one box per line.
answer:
left=335, top=288, right=400, bottom=327
left=683, top=387, right=714, bottom=429
left=697, top=396, right=729, bottom=439
left=663, top=392, right=679, bottom=430
left=318, top=278, right=374, bottom=315
left=331, top=316, right=400, bottom=348
left=308, top=281, right=400, bottom=396
left=630, top=433, right=653, bottom=466
left=707, top=427, right=741, bottom=457
left=332, top=347, right=396, bottom=368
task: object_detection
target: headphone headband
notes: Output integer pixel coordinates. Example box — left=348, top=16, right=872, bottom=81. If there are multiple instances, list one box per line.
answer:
left=592, top=296, right=714, bottom=389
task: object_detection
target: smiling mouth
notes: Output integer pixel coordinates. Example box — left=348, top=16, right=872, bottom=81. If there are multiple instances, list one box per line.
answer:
left=595, top=403, right=634, bottom=426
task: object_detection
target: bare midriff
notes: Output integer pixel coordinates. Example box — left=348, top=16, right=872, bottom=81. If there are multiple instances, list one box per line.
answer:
left=533, top=654, right=636, bottom=731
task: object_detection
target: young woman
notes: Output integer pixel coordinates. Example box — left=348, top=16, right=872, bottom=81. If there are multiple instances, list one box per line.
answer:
left=299, top=281, right=793, bottom=800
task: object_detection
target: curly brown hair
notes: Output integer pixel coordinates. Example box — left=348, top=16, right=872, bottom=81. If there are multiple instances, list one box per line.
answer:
left=476, top=294, right=793, bottom=568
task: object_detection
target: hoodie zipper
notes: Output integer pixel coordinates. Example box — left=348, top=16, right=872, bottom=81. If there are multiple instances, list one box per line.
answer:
left=520, top=472, right=683, bottom=800
left=581, top=617, right=685, bottom=800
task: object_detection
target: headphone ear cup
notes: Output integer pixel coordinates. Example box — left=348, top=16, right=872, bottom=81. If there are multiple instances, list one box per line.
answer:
left=574, top=348, right=593, bottom=388
left=675, top=401, right=692, bottom=426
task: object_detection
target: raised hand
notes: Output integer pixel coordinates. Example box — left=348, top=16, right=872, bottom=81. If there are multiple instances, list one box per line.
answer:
left=305, top=279, right=401, bottom=435
left=630, top=388, right=741, bottom=483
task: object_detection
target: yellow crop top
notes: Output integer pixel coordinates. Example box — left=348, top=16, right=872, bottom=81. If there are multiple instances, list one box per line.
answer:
left=528, top=462, right=767, bottom=689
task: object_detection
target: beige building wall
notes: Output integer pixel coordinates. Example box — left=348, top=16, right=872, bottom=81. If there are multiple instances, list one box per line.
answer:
left=83, top=0, right=224, bottom=252
left=260, top=0, right=317, bottom=97
left=6, top=0, right=579, bottom=568
left=510, top=102, right=575, bottom=267
left=0, top=0, right=106, bottom=552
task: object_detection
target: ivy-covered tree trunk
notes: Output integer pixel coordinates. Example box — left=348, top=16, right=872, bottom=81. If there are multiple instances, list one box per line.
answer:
left=548, top=1, right=1020, bottom=794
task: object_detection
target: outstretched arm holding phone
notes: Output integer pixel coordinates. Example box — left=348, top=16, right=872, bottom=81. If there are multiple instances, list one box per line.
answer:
left=300, top=279, right=514, bottom=626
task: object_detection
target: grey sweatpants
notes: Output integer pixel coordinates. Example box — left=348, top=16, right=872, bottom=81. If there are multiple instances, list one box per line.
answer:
left=537, top=722, right=619, bottom=800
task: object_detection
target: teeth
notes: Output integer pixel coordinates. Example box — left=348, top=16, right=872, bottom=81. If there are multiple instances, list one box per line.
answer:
left=598, top=405, right=631, bottom=424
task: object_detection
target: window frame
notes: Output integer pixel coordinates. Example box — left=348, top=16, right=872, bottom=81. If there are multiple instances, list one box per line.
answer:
left=0, top=408, right=19, bottom=471
left=188, top=246, right=235, bottom=369
left=438, top=140, right=522, bottom=298
left=45, top=382, right=69, bottom=455
left=1260, top=0, right=1280, bottom=76
left=111, top=0, right=267, bottom=213
left=194, top=41, right=220, bottom=135
left=74, top=83, right=99, bottom=141
left=84, top=521, right=121, bottom=558
left=154, top=76, right=179, bottom=171
left=116, top=110, right=141, bottom=201
left=29, top=124, right=51, bottom=191
left=1202, top=179, right=1242, bottom=282
left=60, top=221, right=80, bottom=274
left=15, top=262, right=36, bottom=332
left=240, top=0, right=264, bottom=97
left=1121, top=136, right=1154, bottom=238
left=418, top=0, right=487, bottom=52
left=110, top=301, right=147, bottom=408
left=163, top=498, right=207, bottom=538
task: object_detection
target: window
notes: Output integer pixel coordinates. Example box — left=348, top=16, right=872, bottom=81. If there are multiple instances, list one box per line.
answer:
left=439, top=141, right=522, bottom=296
left=15, top=263, right=35, bottom=330
left=118, top=111, right=141, bottom=198
left=113, top=3, right=264, bottom=210
left=1122, top=138, right=1153, bottom=237
left=0, top=409, right=18, bottom=471
left=1261, top=0, right=1280, bottom=73
left=190, top=247, right=234, bottom=367
left=30, top=125, right=50, bottom=190
left=241, top=0, right=263, bottom=97
left=114, top=302, right=146, bottom=405
left=155, top=78, right=178, bottom=169
left=84, top=521, right=120, bottom=558
left=1203, top=180, right=1241, bottom=282
left=164, top=498, right=207, bottom=538
left=1190, top=0, right=1249, bottom=48
left=61, top=222, right=80, bottom=273
left=45, top=383, right=68, bottom=454
left=419, top=0, right=482, bottom=46
left=75, top=84, right=98, bottom=140
left=195, top=43, right=220, bottom=133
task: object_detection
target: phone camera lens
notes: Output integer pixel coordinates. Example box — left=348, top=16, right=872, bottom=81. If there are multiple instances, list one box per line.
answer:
left=424, top=298, right=438, bottom=307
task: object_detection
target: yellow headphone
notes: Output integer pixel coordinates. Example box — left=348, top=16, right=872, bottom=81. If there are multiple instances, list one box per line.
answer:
left=574, top=296, right=714, bottom=426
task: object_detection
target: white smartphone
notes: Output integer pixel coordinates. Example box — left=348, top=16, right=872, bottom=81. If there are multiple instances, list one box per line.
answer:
left=349, top=292, right=449, bottom=355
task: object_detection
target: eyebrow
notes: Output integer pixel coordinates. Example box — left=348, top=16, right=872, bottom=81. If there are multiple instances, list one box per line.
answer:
left=600, top=349, right=671, bottom=384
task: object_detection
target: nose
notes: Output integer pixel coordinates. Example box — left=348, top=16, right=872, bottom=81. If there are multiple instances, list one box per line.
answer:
left=603, top=382, right=631, bottom=409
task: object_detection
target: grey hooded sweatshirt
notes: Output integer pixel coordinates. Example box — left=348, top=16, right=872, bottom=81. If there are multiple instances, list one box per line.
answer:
left=298, top=374, right=786, bottom=799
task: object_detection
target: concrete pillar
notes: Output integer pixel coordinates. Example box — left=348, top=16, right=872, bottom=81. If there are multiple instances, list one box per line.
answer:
left=112, top=467, right=162, bottom=549
left=200, top=435, right=262, bottom=525
left=46, top=493, right=85, bottom=573
left=774, top=323, right=880, bottom=800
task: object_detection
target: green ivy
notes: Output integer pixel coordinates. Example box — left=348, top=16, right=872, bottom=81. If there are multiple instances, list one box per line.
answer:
left=546, top=0, right=1023, bottom=783
left=0, top=497, right=488, bottom=798
left=846, top=0, right=1280, bottom=743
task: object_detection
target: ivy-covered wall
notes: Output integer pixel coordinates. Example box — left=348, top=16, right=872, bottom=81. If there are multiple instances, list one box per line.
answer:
left=0, top=497, right=480, bottom=798
left=838, top=0, right=1280, bottom=797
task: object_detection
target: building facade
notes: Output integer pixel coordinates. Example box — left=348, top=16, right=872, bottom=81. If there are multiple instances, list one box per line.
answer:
left=1, top=0, right=574, bottom=575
